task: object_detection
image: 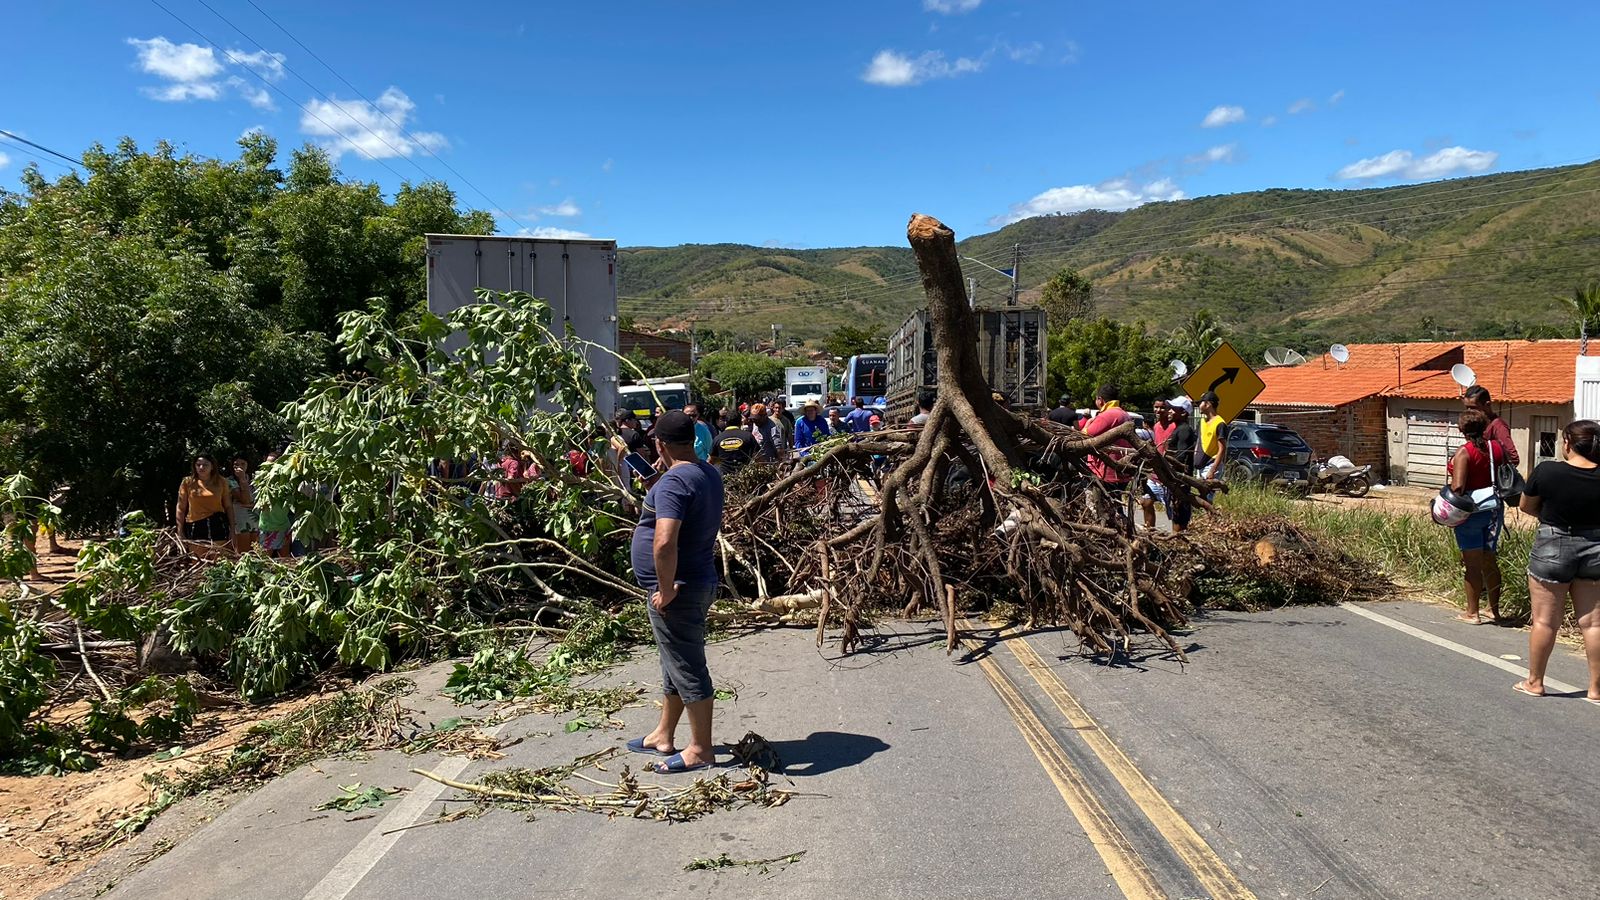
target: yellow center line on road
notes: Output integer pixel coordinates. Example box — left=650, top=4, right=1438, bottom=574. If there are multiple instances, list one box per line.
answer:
left=1001, top=632, right=1258, bottom=900
left=969, top=647, right=1166, bottom=900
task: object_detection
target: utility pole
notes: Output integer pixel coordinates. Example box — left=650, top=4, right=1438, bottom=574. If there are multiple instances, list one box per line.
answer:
left=1008, top=243, right=1020, bottom=307
left=967, top=276, right=976, bottom=308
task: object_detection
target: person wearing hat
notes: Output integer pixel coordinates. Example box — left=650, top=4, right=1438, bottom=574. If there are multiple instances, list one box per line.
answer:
left=793, top=400, right=831, bottom=458
left=628, top=409, right=726, bottom=774
left=1143, top=397, right=1199, bottom=532
left=1047, top=394, right=1076, bottom=427
left=749, top=402, right=780, bottom=462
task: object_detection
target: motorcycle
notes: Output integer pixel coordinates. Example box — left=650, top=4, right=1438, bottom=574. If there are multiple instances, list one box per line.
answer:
left=1310, top=457, right=1372, bottom=498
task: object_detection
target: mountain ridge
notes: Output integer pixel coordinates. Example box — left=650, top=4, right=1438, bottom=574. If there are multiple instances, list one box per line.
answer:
left=617, top=161, right=1600, bottom=348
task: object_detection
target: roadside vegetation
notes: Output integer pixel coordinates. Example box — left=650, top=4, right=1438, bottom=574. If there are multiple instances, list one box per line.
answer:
left=1218, top=483, right=1534, bottom=622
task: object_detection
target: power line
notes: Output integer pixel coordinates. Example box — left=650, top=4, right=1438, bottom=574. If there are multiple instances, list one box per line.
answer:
left=146, top=0, right=414, bottom=186
left=0, top=129, right=81, bottom=171
left=239, top=0, right=527, bottom=232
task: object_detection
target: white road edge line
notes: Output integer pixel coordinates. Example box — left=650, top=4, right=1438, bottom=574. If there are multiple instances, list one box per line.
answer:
left=301, top=723, right=507, bottom=900
left=1338, top=602, right=1580, bottom=695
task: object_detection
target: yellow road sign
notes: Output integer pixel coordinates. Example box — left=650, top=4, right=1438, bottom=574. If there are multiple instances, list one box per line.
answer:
left=1182, top=341, right=1265, bottom=422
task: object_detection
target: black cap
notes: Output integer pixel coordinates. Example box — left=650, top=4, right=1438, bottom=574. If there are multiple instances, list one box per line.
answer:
left=654, top=409, right=696, bottom=444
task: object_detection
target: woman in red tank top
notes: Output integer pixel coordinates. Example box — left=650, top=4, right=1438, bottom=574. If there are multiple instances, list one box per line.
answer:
left=1448, top=410, right=1503, bottom=623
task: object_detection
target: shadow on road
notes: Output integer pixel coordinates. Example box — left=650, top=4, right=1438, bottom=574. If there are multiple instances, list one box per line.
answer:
left=764, top=730, right=891, bottom=776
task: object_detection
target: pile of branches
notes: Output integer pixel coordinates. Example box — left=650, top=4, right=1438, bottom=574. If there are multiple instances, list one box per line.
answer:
left=719, top=214, right=1338, bottom=659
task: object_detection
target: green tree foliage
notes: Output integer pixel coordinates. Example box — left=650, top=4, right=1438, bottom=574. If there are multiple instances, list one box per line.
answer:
left=1038, top=267, right=1094, bottom=326
left=1047, top=318, right=1178, bottom=411
left=1560, top=282, right=1600, bottom=353
left=0, top=135, right=493, bottom=528
left=821, top=324, right=885, bottom=361
left=696, top=351, right=786, bottom=400
left=1170, top=308, right=1226, bottom=368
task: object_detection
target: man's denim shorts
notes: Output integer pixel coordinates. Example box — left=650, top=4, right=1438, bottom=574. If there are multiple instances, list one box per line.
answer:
left=1527, top=524, right=1600, bottom=584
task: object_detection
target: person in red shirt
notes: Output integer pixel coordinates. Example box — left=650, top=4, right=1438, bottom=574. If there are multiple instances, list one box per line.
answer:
left=1140, top=401, right=1175, bottom=530
left=1463, top=385, right=1519, bottom=468
left=1448, top=409, right=1503, bottom=624
left=1083, top=384, right=1134, bottom=503
left=495, top=441, right=531, bottom=501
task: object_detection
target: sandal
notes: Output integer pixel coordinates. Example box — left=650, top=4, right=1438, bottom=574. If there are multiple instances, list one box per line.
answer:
left=1512, top=681, right=1545, bottom=698
left=626, top=736, right=675, bottom=757
left=647, top=752, right=714, bottom=774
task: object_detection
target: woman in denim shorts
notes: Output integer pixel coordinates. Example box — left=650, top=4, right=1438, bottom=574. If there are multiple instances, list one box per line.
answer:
left=1447, top=410, right=1502, bottom=623
left=1515, top=420, right=1600, bottom=703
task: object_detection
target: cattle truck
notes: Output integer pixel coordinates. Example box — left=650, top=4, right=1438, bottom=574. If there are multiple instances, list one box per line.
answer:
left=886, top=306, right=1048, bottom=421
left=424, top=233, right=619, bottom=416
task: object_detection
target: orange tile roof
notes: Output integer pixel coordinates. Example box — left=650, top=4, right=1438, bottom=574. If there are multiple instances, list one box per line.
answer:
left=1255, top=340, right=1585, bottom=407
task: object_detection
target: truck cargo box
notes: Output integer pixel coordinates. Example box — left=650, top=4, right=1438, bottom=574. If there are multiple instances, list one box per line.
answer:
left=425, top=233, right=619, bottom=416
left=886, top=306, right=1047, bottom=421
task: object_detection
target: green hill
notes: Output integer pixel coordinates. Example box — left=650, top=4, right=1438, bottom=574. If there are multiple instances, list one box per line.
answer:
left=618, top=161, right=1600, bottom=347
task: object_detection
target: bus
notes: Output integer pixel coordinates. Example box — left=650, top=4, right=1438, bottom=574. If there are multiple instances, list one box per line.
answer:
left=843, top=354, right=888, bottom=403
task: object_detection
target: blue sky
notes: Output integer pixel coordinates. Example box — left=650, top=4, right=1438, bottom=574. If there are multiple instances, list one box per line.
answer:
left=3, top=1, right=1598, bottom=248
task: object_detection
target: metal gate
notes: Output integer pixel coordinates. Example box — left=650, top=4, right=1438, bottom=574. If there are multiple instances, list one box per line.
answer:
left=1404, top=409, right=1462, bottom=488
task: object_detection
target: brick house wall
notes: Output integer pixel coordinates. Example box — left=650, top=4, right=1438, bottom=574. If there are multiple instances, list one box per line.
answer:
left=1254, top=396, right=1389, bottom=479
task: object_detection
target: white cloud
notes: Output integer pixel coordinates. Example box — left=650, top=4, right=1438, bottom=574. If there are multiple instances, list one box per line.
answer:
left=1004, top=41, right=1043, bottom=63
left=1201, top=105, right=1246, bottom=128
left=1061, top=40, right=1081, bottom=64
left=1407, top=146, right=1498, bottom=178
left=228, top=48, right=286, bottom=83
left=1328, top=88, right=1345, bottom=105
left=300, top=87, right=449, bottom=159
left=128, top=36, right=286, bottom=109
left=537, top=198, right=581, bottom=217
left=146, top=82, right=223, bottom=102
left=1186, top=143, right=1238, bottom=165
left=128, top=37, right=222, bottom=82
left=228, top=77, right=275, bottom=110
left=1261, top=115, right=1278, bottom=127
left=601, top=158, right=614, bottom=173
left=1288, top=98, right=1314, bottom=114
left=924, top=0, right=981, bottom=13
left=0, top=152, right=10, bottom=170
left=1334, top=145, right=1498, bottom=181
left=517, top=226, right=592, bottom=239
left=861, top=49, right=984, bottom=86
left=991, top=178, right=1184, bottom=226
left=240, top=125, right=267, bottom=139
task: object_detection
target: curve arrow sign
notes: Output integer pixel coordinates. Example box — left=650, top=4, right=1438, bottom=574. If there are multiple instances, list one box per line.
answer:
left=1207, top=367, right=1240, bottom=393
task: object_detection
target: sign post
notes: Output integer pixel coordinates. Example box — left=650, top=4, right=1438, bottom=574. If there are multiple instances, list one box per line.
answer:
left=1181, top=342, right=1267, bottom=422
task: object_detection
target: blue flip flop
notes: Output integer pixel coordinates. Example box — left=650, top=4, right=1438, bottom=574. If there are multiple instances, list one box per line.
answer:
left=648, top=752, right=714, bottom=774
left=626, top=736, right=675, bottom=756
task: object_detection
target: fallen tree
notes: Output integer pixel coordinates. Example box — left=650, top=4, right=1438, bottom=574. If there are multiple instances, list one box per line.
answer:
left=721, top=214, right=1267, bottom=656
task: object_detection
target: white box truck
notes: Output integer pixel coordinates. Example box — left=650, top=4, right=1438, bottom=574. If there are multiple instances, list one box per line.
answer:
left=784, top=366, right=828, bottom=412
left=425, top=233, right=619, bottom=415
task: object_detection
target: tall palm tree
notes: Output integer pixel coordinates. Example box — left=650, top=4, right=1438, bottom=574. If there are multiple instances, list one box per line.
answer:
left=1562, top=282, right=1600, bottom=354
left=1171, top=308, right=1224, bottom=366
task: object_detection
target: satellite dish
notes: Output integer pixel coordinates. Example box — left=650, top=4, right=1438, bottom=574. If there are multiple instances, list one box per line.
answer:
left=1330, top=344, right=1350, bottom=364
left=1169, top=359, right=1188, bottom=382
left=1450, top=363, right=1477, bottom=388
left=1263, top=347, right=1291, bottom=367
left=1283, top=349, right=1308, bottom=366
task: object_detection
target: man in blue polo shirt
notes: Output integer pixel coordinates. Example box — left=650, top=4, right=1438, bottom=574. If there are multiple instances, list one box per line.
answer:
left=844, top=397, right=875, bottom=434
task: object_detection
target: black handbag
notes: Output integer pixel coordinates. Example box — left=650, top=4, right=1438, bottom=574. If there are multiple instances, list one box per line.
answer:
left=1489, top=440, right=1524, bottom=506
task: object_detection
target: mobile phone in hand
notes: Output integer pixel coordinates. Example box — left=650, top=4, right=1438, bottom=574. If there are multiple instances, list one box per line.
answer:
left=623, top=452, right=656, bottom=481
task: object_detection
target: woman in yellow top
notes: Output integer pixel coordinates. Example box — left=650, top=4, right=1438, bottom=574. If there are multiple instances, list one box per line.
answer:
left=176, top=455, right=234, bottom=546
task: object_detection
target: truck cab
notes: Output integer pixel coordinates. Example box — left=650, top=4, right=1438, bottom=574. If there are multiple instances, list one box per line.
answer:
left=784, top=366, right=827, bottom=413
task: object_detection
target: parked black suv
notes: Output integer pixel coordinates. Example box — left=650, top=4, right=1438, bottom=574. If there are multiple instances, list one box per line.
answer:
left=1224, top=421, right=1313, bottom=487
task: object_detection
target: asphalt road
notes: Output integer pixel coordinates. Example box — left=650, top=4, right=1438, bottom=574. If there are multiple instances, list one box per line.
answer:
left=59, top=599, right=1600, bottom=900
